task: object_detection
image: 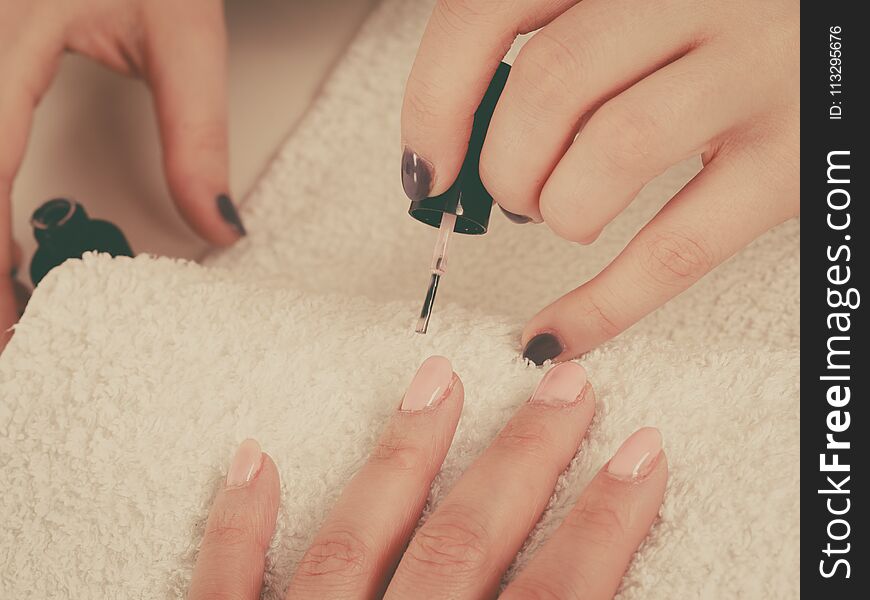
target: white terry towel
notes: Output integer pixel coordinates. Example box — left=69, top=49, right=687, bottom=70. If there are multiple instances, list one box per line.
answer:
left=0, top=0, right=799, bottom=597
left=1, top=253, right=798, bottom=599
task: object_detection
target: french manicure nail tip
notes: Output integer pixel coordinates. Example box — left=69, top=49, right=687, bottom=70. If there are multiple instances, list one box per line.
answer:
left=607, top=428, right=663, bottom=480
left=529, top=362, right=587, bottom=405
left=216, top=194, right=247, bottom=236
left=401, top=148, right=433, bottom=202
left=226, top=439, right=263, bottom=487
left=401, top=355, right=453, bottom=411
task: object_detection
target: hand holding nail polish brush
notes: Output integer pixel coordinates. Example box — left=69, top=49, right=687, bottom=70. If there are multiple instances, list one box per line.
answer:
left=408, top=62, right=511, bottom=334
left=400, top=0, right=799, bottom=364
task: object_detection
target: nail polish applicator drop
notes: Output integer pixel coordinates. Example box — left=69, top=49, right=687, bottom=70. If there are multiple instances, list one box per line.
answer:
left=408, top=61, right=511, bottom=334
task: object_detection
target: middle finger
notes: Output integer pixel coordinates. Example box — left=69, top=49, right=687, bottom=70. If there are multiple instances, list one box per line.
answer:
left=481, top=0, right=700, bottom=222
left=385, top=362, right=595, bottom=599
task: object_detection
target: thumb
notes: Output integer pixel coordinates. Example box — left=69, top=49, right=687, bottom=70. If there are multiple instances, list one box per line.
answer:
left=188, top=439, right=280, bottom=600
left=143, top=0, right=245, bottom=246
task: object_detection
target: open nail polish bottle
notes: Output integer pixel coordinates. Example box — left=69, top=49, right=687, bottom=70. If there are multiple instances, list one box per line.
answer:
left=29, top=198, right=134, bottom=286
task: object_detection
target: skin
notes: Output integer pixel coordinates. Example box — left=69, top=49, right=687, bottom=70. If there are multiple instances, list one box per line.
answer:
left=0, top=0, right=238, bottom=350
left=401, top=0, right=800, bottom=360
left=189, top=359, right=668, bottom=599
left=1, top=0, right=798, bottom=360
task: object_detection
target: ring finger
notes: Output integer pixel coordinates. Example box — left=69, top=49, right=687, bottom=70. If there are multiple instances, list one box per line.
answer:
left=480, top=0, right=701, bottom=222
left=285, top=356, right=465, bottom=599
left=503, top=428, right=668, bottom=599
left=385, top=362, right=595, bottom=599
left=539, top=43, right=761, bottom=243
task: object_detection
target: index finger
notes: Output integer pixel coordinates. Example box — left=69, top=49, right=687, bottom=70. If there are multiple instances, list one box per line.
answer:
left=521, top=132, right=797, bottom=363
left=400, top=0, right=573, bottom=200
left=502, top=428, right=668, bottom=600
left=188, top=439, right=280, bottom=600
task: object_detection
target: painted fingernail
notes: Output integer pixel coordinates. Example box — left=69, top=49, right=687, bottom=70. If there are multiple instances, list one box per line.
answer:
left=529, top=362, right=588, bottom=406
left=216, top=194, right=247, bottom=236
left=401, top=355, right=453, bottom=411
left=226, top=439, right=263, bottom=488
left=607, top=427, right=662, bottom=481
left=499, top=206, right=533, bottom=224
left=522, top=333, right=564, bottom=366
left=401, top=147, right=433, bottom=201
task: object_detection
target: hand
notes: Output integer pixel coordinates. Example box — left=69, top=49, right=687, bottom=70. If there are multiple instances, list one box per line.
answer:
left=188, top=356, right=667, bottom=599
left=400, top=0, right=799, bottom=364
left=0, top=0, right=244, bottom=351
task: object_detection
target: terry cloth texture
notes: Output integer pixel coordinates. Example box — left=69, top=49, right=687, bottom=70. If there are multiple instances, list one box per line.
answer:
left=0, top=0, right=799, bottom=598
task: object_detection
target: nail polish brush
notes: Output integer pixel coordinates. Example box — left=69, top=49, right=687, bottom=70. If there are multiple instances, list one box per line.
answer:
left=408, top=61, right=511, bottom=334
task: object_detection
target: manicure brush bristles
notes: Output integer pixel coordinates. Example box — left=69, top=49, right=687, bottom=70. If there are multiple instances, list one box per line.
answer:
left=415, top=213, right=457, bottom=334
left=416, top=273, right=440, bottom=334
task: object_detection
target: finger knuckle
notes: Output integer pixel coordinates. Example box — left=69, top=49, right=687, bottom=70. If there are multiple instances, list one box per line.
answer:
left=204, top=509, right=253, bottom=549
left=574, top=293, right=624, bottom=339
left=405, top=508, right=489, bottom=576
left=540, top=175, right=607, bottom=243
left=640, top=229, right=715, bottom=287
left=296, top=528, right=369, bottom=579
left=370, top=431, right=430, bottom=472
left=403, top=74, right=443, bottom=133
left=566, top=497, right=629, bottom=549
left=514, top=30, right=584, bottom=114
left=503, top=579, right=576, bottom=600
left=434, top=0, right=505, bottom=34
left=494, top=418, right=555, bottom=460
left=190, top=122, right=228, bottom=155
left=592, top=104, right=661, bottom=178
left=165, top=121, right=226, bottom=165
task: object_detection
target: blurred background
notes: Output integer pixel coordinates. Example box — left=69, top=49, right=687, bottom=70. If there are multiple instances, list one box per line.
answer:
left=12, top=0, right=379, bottom=273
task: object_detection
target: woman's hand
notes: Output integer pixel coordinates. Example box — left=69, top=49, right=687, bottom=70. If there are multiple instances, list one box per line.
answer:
left=0, top=0, right=243, bottom=350
left=188, top=356, right=668, bottom=599
left=400, top=0, right=799, bottom=364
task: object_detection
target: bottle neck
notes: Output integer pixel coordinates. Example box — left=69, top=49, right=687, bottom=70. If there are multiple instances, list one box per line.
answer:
left=31, top=199, right=89, bottom=245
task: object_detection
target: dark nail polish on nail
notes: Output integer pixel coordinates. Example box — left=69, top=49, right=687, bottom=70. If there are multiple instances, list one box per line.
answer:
left=523, top=333, right=564, bottom=366
left=499, top=206, right=533, bottom=224
left=401, top=148, right=433, bottom=201
left=216, top=194, right=246, bottom=236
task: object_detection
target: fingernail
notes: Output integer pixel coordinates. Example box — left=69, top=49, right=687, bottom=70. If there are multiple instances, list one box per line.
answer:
left=607, top=427, right=662, bottom=480
left=499, top=206, right=533, bottom=224
left=401, top=355, right=453, bottom=411
left=216, top=194, right=247, bottom=236
left=401, top=147, right=433, bottom=201
left=529, top=362, right=588, bottom=406
left=226, top=439, right=263, bottom=488
left=522, top=333, right=564, bottom=366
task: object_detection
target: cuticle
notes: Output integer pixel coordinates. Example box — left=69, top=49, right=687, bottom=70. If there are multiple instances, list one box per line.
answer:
left=398, top=373, right=458, bottom=414
left=528, top=381, right=593, bottom=410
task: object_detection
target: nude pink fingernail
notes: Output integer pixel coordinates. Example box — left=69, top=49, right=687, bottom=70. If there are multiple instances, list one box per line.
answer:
left=401, top=356, right=454, bottom=411
left=529, top=362, right=588, bottom=406
left=226, top=439, right=263, bottom=488
left=607, top=428, right=663, bottom=480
